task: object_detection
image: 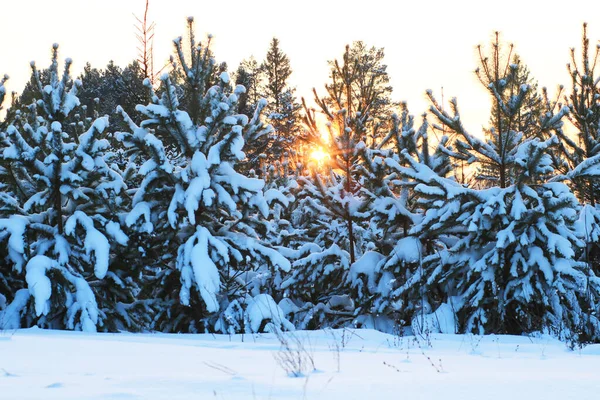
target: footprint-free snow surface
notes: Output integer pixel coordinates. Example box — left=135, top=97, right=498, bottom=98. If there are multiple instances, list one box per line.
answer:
left=1, top=327, right=599, bottom=399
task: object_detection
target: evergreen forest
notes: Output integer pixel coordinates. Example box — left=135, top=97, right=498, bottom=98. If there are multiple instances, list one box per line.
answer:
left=2, top=15, right=600, bottom=348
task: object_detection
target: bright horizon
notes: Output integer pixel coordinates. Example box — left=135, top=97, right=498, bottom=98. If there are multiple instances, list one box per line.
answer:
left=1, top=0, right=598, bottom=133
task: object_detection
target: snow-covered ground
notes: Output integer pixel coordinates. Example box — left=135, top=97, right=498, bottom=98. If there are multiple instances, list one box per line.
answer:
left=1, top=328, right=599, bottom=400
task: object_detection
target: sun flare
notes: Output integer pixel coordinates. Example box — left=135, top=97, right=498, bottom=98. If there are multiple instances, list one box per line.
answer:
left=310, top=148, right=329, bottom=164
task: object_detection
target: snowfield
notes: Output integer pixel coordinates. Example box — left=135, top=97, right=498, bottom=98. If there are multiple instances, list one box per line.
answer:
left=1, top=328, right=599, bottom=399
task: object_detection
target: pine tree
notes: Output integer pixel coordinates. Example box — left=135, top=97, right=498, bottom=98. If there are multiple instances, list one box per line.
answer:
left=260, top=38, right=302, bottom=161
left=457, top=32, right=548, bottom=188
left=234, top=56, right=262, bottom=118
left=492, top=55, right=543, bottom=141
left=544, top=25, right=600, bottom=323
left=280, top=44, right=396, bottom=329
left=552, top=24, right=600, bottom=207
left=323, top=41, right=395, bottom=145
left=402, top=134, right=600, bottom=338
left=0, top=74, right=19, bottom=328
left=0, top=45, right=135, bottom=331
left=347, top=106, right=453, bottom=330
left=168, top=19, right=226, bottom=116
left=261, top=155, right=303, bottom=250
left=232, top=56, right=272, bottom=172
left=76, top=63, right=103, bottom=118
left=392, top=33, right=600, bottom=338
left=118, top=17, right=291, bottom=334
left=262, top=38, right=291, bottom=112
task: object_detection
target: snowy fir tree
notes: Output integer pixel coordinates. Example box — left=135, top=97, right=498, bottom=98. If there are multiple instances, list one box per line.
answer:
left=475, top=36, right=544, bottom=143
left=117, top=17, right=291, bottom=334
left=0, top=45, right=139, bottom=332
left=279, top=44, right=397, bottom=329
left=402, top=135, right=600, bottom=339
left=346, top=106, right=454, bottom=330
left=260, top=38, right=302, bottom=163
left=392, top=38, right=600, bottom=338
left=234, top=56, right=262, bottom=119
left=167, top=20, right=226, bottom=116
left=323, top=41, right=396, bottom=146
left=553, top=24, right=600, bottom=204
left=260, top=155, right=304, bottom=251
left=0, top=73, right=17, bottom=321
left=541, top=25, right=600, bottom=327
left=450, top=33, right=545, bottom=189
left=492, top=56, right=543, bottom=141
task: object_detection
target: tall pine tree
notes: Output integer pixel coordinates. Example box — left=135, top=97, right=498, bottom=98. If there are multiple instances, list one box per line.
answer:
left=394, top=33, right=600, bottom=339
left=280, top=43, right=395, bottom=329
left=260, top=38, right=302, bottom=162
left=118, top=18, right=291, bottom=334
left=0, top=45, right=135, bottom=332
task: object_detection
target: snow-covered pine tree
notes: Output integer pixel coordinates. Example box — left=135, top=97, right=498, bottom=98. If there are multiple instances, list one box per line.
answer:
left=254, top=155, right=307, bottom=327
left=261, top=155, right=303, bottom=250
left=168, top=19, right=226, bottom=116
left=0, top=73, right=19, bottom=327
left=453, top=33, right=536, bottom=188
left=393, top=34, right=600, bottom=337
left=234, top=56, right=262, bottom=119
left=232, top=56, right=271, bottom=173
left=401, top=133, right=600, bottom=339
left=118, top=17, right=291, bottom=334
left=374, top=105, right=453, bottom=251
left=280, top=44, right=395, bottom=329
left=323, top=41, right=396, bottom=146
left=347, top=105, right=454, bottom=331
left=553, top=24, right=600, bottom=207
left=260, top=38, right=302, bottom=163
left=488, top=55, right=543, bottom=141
left=540, top=24, right=600, bottom=294
left=0, top=45, right=135, bottom=332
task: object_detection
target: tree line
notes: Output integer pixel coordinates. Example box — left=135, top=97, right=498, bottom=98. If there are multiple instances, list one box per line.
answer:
left=1, top=18, right=599, bottom=345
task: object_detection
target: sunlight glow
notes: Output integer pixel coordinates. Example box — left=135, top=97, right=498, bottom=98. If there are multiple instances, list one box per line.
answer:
left=310, top=148, right=329, bottom=164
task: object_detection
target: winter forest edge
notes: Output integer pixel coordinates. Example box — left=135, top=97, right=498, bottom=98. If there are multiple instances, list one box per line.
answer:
left=1, top=15, right=600, bottom=349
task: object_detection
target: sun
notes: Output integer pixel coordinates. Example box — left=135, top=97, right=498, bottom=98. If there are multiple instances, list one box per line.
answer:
left=310, top=147, right=329, bottom=164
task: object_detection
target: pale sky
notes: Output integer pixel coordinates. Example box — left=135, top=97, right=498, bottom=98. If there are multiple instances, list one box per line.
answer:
left=1, top=0, right=599, bottom=133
